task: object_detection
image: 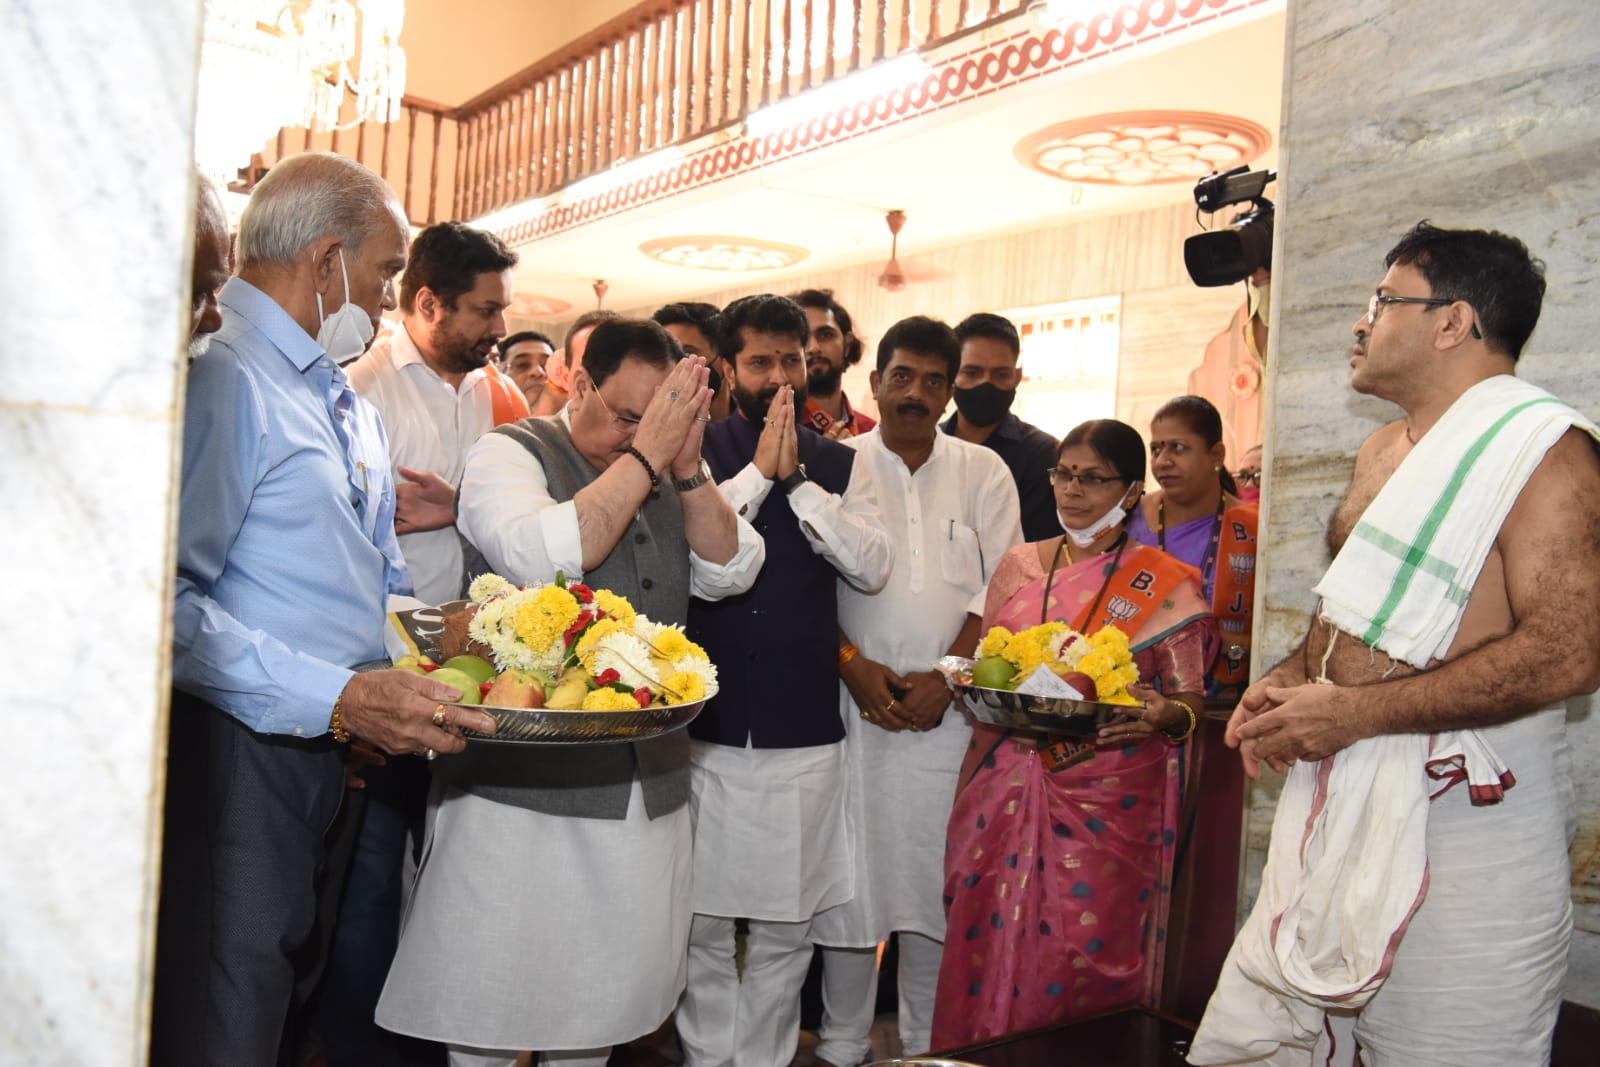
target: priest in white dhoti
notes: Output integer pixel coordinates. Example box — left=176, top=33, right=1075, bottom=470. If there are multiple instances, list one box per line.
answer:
left=811, top=316, right=1023, bottom=1065
left=376, top=320, right=764, bottom=1067
left=678, top=294, right=892, bottom=1067
left=1192, top=223, right=1600, bottom=1066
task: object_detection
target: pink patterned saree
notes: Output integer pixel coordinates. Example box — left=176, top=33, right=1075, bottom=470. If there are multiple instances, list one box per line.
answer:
left=931, top=540, right=1214, bottom=1049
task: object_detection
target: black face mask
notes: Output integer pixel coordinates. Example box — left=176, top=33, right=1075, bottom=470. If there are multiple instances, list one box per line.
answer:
left=952, top=382, right=1016, bottom=428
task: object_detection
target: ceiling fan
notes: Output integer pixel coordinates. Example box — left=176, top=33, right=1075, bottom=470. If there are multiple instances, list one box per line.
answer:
left=876, top=209, right=946, bottom=290
left=879, top=210, right=909, bottom=291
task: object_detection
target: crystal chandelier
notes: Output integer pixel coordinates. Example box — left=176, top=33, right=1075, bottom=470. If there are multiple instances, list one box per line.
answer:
left=194, top=0, right=407, bottom=183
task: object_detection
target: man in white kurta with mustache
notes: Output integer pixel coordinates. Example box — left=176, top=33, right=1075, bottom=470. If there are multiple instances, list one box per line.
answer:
left=811, top=315, right=1022, bottom=1065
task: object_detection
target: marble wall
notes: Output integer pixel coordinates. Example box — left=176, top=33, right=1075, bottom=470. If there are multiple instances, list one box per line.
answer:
left=1257, top=0, right=1600, bottom=1007
left=0, top=1, right=201, bottom=1062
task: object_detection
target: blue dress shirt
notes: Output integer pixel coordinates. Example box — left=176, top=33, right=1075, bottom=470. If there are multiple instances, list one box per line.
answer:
left=172, top=278, right=412, bottom=736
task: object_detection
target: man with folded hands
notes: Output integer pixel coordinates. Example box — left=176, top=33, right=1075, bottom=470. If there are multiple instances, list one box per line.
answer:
left=1193, top=222, right=1600, bottom=1066
left=377, top=318, right=764, bottom=1067
left=677, top=294, right=892, bottom=1067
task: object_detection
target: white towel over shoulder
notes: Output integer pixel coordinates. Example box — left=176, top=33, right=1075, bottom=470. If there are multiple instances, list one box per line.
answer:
left=1313, top=375, right=1597, bottom=668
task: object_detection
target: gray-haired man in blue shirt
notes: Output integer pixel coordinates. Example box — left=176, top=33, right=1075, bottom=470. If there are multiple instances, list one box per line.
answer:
left=152, top=151, right=496, bottom=1067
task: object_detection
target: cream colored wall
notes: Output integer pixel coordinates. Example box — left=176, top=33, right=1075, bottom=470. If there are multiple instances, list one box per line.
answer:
left=401, top=0, right=643, bottom=105
left=527, top=201, right=1245, bottom=445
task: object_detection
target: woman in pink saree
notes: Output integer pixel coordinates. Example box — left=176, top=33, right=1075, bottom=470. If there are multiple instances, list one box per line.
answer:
left=931, top=419, right=1216, bottom=1048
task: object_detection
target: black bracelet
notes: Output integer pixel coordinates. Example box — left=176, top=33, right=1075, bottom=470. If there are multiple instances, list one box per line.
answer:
left=623, top=445, right=660, bottom=488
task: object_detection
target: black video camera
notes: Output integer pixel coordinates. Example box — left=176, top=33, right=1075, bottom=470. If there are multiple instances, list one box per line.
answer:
left=1184, top=165, right=1276, bottom=287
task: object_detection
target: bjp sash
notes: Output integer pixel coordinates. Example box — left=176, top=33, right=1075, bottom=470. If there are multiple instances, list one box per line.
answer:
left=1078, top=545, right=1202, bottom=638
left=1039, top=545, right=1201, bottom=771
left=1210, top=504, right=1257, bottom=693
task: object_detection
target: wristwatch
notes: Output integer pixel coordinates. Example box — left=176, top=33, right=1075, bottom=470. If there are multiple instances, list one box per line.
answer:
left=671, top=458, right=713, bottom=493
left=778, top=464, right=810, bottom=494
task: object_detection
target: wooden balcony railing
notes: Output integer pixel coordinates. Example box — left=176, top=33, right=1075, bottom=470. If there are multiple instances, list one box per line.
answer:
left=252, top=0, right=1035, bottom=226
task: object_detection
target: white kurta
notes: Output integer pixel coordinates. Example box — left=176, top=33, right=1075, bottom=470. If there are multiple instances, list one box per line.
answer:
left=688, top=449, right=892, bottom=922
left=811, top=430, right=1022, bottom=948
left=688, top=740, right=852, bottom=921
left=346, top=325, right=521, bottom=605
left=378, top=779, right=692, bottom=1050
left=376, top=421, right=764, bottom=1051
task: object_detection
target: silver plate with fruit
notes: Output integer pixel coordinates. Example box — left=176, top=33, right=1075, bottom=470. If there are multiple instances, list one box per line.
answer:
left=937, top=656, right=1133, bottom=738
left=392, top=643, right=715, bottom=746
left=453, top=689, right=713, bottom=746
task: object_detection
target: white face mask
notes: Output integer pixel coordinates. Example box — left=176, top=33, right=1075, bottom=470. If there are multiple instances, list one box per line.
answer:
left=1058, top=496, right=1131, bottom=548
left=314, top=247, right=374, bottom=363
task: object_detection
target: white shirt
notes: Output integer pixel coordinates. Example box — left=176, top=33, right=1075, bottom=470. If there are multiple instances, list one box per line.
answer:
left=840, top=430, right=1022, bottom=659
left=457, top=409, right=766, bottom=598
left=345, top=323, right=517, bottom=604
left=718, top=450, right=892, bottom=593
left=813, top=429, right=1023, bottom=946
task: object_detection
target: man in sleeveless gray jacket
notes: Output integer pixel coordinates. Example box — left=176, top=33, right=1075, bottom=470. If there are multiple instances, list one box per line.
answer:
left=376, top=320, right=765, bottom=1067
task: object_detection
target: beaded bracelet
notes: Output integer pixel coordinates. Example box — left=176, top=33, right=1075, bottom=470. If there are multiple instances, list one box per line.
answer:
left=623, top=445, right=659, bottom=489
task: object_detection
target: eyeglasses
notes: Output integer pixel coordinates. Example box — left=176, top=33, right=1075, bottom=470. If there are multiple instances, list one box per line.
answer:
left=1046, top=468, right=1126, bottom=488
left=1366, top=293, right=1452, bottom=324
left=590, top=385, right=642, bottom=431
left=1234, top=469, right=1262, bottom=488
left=1366, top=293, right=1483, bottom=339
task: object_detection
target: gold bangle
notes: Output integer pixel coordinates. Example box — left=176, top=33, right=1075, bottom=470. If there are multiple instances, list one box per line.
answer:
left=1163, top=697, right=1198, bottom=742
left=330, top=694, right=351, bottom=744
left=838, top=643, right=860, bottom=669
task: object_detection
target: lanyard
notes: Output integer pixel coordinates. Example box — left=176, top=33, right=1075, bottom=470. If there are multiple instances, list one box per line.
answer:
left=1159, top=492, right=1225, bottom=595
left=1040, top=532, right=1129, bottom=628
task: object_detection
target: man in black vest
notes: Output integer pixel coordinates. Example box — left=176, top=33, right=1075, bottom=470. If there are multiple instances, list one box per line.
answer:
left=377, top=320, right=765, bottom=1067
left=678, top=295, right=892, bottom=1067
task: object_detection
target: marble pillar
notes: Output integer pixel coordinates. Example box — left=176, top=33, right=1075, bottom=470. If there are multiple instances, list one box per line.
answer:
left=0, top=1, right=202, bottom=1061
left=1257, top=0, right=1600, bottom=1007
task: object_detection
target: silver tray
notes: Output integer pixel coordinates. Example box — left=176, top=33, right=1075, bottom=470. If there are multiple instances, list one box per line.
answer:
left=939, top=656, right=1134, bottom=738
left=958, top=683, right=1136, bottom=737
left=445, top=687, right=712, bottom=746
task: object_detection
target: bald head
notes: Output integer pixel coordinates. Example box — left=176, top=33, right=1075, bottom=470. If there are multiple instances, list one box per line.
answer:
left=190, top=173, right=231, bottom=359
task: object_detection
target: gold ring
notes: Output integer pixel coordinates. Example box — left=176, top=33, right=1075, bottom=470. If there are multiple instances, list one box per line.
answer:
left=885, top=698, right=898, bottom=713
left=859, top=709, right=870, bottom=720
left=432, top=705, right=447, bottom=727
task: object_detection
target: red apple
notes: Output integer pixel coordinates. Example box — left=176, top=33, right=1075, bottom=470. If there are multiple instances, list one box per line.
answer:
left=1056, top=670, right=1099, bottom=700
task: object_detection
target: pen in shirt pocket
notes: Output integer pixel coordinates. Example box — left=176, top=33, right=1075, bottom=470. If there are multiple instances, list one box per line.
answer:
left=949, top=520, right=986, bottom=580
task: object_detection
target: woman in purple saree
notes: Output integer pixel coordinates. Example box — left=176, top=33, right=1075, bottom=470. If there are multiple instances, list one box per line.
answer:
left=931, top=420, right=1216, bottom=1048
